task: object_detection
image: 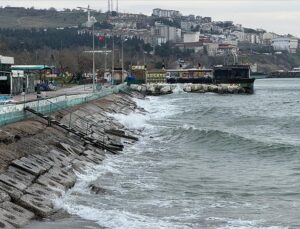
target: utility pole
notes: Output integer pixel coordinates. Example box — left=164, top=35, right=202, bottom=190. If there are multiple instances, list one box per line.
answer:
left=92, top=22, right=95, bottom=92
left=107, top=0, right=110, bottom=12
left=121, top=37, right=124, bottom=82
left=112, top=34, right=114, bottom=85
left=105, top=37, right=107, bottom=74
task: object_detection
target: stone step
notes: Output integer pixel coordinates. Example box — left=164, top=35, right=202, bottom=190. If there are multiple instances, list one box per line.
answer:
left=82, top=150, right=104, bottom=164
left=0, top=190, right=10, bottom=203
left=25, top=183, right=61, bottom=198
left=11, top=157, right=46, bottom=176
left=0, top=173, right=28, bottom=191
left=0, top=201, right=35, bottom=225
left=0, top=219, right=15, bottom=229
left=17, top=194, right=54, bottom=218
left=46, top=150, right=73, bottom=167
left=36, top=175, right=66, bottom=193
left=7, top=167, right=36, bottom=184
left=26, top=155, right=52, bottom=171
left=0, top=207, right=30, bottom=228
left=0, top=182, right=23, bottom=201
left=43, top=167, right=77, bottom=189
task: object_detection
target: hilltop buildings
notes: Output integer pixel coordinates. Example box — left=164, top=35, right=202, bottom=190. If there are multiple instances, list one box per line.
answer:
left=271, top=37, right=299, bottom=53
left=87, top=7, right=299, bottom=57
left=152, top=8, right=181, bottom=18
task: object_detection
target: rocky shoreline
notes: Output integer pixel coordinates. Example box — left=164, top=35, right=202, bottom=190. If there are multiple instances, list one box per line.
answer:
left=0, top=91, right=144, bottom=228
left=130, top=83, right=249, bottom=95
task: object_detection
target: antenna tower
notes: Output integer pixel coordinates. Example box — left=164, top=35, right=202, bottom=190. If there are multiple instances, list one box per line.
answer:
left=107, top=0, right=110, bottom=12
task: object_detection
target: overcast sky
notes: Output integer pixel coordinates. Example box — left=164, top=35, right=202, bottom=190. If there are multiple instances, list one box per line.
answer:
left=1, top=0, right=299, bottom=37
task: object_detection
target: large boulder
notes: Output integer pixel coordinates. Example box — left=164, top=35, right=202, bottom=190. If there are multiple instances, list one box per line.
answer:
left=160, top=85, right=171, bottom=94
left=183, top=85, right=192, bottom=92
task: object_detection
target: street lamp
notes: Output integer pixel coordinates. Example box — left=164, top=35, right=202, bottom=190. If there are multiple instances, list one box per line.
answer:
left=92, top=22, right=96, bottom=92
left=121, top=37, right=128, bottom=83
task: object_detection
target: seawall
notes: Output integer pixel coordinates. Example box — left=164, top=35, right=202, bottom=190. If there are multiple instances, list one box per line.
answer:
left=0, top=89, right=144, bottom=228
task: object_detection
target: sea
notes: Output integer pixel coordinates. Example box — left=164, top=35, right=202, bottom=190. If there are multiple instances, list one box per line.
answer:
left=26, top=79, right=300, bottom=229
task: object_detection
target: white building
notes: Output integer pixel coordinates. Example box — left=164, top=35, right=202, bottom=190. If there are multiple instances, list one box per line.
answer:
left=0, top=55, right=14, bottom=65
left=231, top=31, right=246, bottom=42
left=152, top=8, right=181, bottom=18
left=272, top=37, right=299, bottom=53
left=204, top=43, right=219, bottom=56
left=262, top=32, right=279, bottom=45
left=151, top=22, right=181, bottom=44
left=183, top=32, right=200, bottom=43
left=249, top=34, right=262, bottom=44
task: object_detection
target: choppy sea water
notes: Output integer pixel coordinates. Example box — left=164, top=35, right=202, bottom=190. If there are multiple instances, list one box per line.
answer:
left=32, top=79, right=300, bottom=229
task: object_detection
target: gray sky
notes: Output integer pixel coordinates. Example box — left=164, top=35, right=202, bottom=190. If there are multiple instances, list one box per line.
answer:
left=1, top=0, right=299, bottom=37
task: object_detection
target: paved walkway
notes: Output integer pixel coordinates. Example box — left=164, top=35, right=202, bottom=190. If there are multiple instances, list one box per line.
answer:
left=8, top=84, right=95, bottom=104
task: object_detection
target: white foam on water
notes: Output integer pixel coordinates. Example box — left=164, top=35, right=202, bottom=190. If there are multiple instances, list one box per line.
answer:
left=109, top=112, right=149, bottom=130
left=172, top=84, right=186, bottom=94
left=109, top=96, right=181, bottom=131
left=210, top=217, right=289, bottom=229
left=54, top=202, right=189, bottom=229
left=54, top=154, right=190, bottom=229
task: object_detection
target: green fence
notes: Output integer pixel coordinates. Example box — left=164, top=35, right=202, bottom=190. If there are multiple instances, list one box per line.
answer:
left=0, top=84, right=128, bottom=127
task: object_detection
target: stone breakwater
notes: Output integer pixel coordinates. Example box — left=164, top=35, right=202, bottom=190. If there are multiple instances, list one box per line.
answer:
left=0, top=91, right=144, bottom=228
left=130, top=83, right=247, bottom=95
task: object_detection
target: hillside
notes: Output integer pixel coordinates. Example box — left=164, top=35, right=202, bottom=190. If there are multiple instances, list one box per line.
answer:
left=0, top=7, right=299, bottom=74
left=0, top=7, right=106, bottom=28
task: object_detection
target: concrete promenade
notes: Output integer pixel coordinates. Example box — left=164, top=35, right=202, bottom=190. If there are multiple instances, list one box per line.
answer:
left=9, top=84, right=95, bottom=104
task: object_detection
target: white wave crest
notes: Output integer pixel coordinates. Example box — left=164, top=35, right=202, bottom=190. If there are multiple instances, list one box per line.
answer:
left=55, top=203, right=189, bottom=229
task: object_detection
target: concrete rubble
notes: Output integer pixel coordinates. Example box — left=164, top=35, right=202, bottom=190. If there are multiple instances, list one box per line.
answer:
left=0, top=92, right=142, bottom=228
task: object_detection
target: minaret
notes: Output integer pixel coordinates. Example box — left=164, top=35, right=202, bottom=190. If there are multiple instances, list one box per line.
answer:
left=87, top=5, right=90, bottom=21
left=111, top=0, right=113, bottom=12
left=116, top=0, right=119, bottom=12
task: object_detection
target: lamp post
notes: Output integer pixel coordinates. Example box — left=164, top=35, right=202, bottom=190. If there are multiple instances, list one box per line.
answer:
left=121, top=38, right=124, bottom=82
left=92, top=22, right=95, bottom=92
left=112, top=34, right=114, bottom=85
left=121, top=37, right=128, bottom=83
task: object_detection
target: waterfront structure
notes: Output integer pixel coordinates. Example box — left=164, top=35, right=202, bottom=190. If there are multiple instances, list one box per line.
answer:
left=0, top=55, right=14, bottom=95
left=272, top=37, right=299, bottom=53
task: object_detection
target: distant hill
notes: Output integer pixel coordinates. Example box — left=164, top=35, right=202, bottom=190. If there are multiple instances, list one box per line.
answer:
left=0, top=7, right=106, bottom=28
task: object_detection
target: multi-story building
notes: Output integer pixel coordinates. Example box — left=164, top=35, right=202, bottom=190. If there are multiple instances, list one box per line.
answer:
left=262, top=32, right=279, bottom=45
left=231, top=31, right=246, bottom=42
left=272, top=37, right=299, bottom=53
left=151, top=22, right=181, bottom=45
left=181, top=21, right=194, bottom=32
left=204, top=43, right=219, bottom=56
left=152, top=8, right=181, bottom=18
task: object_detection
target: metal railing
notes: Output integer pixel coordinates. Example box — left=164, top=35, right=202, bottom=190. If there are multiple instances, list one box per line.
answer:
left=0, top=83, right=128, bottom=127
